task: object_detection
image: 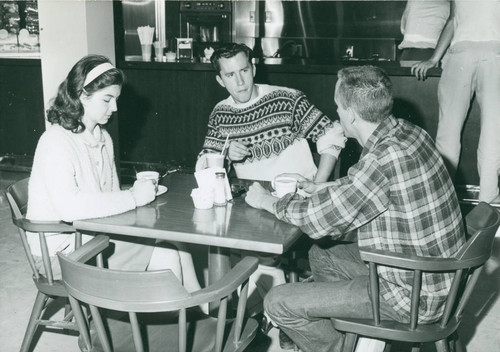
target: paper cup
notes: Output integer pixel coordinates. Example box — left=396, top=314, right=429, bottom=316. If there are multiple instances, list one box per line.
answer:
left=274, top=176, right=298, bottom=198
left=136, top=171, right=159, bottom=192
left=206, top=153, right=225, bottom=168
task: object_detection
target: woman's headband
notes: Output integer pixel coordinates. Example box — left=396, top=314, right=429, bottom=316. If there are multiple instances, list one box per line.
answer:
left=83, top=62, right=115, bottom=87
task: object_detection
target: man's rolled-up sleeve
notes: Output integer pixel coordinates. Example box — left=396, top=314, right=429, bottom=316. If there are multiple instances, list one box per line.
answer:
left=316, top=121, right=347, bottom=158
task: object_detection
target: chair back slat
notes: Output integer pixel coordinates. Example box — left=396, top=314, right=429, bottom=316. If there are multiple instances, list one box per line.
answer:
left=88, top=304, right=112, bottom=352
left=409, top=270, right=422, bottom=330
left=368, top=262, right=380, bottom=325
left=439, top=268, right=463, bottom=328
left=179, top=308, right=187, bottom=352
left=39, top=232, right=55, bottom=284
left=215, top=297, right=228, bottom=352
left=129, top=312, right=144, bottom=352
left=234, top=279, right=250, bottom=343
left=453, top=266, right=483, bottom=321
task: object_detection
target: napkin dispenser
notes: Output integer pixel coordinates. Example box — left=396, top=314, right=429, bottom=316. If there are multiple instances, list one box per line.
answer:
left=194, top=167, right=233, bottom=203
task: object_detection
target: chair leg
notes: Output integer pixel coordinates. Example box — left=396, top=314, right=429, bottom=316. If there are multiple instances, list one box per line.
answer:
left=20, top=291, right=48, bottom=352
left=343, top=333, right=357, bottom=352
left=435, top=339, right=450, bottom=352
left=449, top=332, right=466, bottom=352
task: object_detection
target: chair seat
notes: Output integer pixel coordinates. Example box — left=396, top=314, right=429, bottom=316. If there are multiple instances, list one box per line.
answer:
left=82, top=309, right=258, bottom=352
left=33, top=277, right=68, bottom=297
left=331, top=316, right=460, bottom=343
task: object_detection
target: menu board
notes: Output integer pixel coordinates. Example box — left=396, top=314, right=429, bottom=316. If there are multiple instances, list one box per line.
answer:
left=0, top=1, right=40, bottom=57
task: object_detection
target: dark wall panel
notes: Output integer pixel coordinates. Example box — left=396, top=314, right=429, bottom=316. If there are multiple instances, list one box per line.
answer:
left=117, top=68, right=227, bottom=167
left=0, top=59, right=45, bottom=156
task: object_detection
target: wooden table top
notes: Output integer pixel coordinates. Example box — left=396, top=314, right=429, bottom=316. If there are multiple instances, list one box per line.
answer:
left=73, top=173, right=302, bottom=254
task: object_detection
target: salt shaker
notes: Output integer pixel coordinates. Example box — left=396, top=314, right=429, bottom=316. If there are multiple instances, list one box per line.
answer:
left=213, top=172, right=227, bottom=206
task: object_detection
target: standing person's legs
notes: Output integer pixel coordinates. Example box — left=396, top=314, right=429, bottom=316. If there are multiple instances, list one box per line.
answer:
left=435, top=49, right=475, bottom=177
left=265, top=242, right=402, bottom=352
left=475, top=45, right=500, bottom=202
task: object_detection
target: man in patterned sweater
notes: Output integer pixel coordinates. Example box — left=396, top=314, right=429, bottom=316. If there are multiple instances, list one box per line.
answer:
left=196, top=43, right=346, bottom=182
left=245, top=65, right=466, bottom=352
left=195, top=43, right=346, bottom=347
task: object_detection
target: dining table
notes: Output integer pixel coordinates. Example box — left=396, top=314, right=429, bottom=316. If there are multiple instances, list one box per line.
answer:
left=72, top=172, right=304, bottom=288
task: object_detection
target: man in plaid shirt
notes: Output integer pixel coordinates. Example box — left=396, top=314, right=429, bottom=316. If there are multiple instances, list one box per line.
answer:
left=245, top=65, right=466, bottom=352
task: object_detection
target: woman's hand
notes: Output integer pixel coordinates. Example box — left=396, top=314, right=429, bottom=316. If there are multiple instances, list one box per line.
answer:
left=130, top=179, right=156, bottom=206
left=228, top=141, right=251, bottom=162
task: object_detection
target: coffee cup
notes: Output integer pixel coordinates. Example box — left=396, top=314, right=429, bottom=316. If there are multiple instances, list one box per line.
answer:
left=136, top=171, right=159, bottom=193
left=206, top=153, right=225, bottom=168
left=273, top=176, right=298, bottom=198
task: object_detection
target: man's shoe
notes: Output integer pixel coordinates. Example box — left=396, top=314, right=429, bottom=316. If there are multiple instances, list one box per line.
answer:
left=279, top=329, right=296, bottom=350
left=256, top=313, right=273, bottom=335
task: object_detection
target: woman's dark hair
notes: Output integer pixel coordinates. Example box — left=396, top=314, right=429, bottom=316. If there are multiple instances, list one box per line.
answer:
left=210, top=43, right=253, bottom=74
left=46, top=54, right=125, bottom=133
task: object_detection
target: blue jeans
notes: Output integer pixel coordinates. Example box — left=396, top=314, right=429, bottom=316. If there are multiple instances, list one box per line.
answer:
left=264, top=241, right=403, bottom=352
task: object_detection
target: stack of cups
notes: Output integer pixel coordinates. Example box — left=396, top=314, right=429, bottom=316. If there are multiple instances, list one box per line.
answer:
left=137, top=25, right=155, bottom=62
left=153, top=41, right=164, bottom=62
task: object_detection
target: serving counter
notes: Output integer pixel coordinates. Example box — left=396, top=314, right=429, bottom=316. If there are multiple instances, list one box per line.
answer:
left=0, top=55, right=480, bottom=187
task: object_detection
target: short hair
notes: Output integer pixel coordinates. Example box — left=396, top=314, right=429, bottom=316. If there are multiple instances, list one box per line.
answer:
left=46, top=54, right=125, bottom=133
left=336, top=66, right=393, bottom=123
left=210, top=43, right=253, bottom=74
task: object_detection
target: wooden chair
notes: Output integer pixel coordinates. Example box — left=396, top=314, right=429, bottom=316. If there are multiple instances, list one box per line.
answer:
left=57, top=235, right=260, bottom=352
left=331, top=202, right=500, bottom=352
left=6, top=177, right=81, bottom=352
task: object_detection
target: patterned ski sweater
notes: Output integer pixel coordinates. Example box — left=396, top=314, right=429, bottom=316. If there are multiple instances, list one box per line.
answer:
left=198, top=85, right=342, bottom=163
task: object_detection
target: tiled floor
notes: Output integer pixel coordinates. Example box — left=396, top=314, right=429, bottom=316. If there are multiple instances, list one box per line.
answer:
left=1, top=170, right=499, bottom=352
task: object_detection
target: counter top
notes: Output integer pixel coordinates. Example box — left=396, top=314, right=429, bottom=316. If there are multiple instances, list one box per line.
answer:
left=119, top=56, right=442, bottom=77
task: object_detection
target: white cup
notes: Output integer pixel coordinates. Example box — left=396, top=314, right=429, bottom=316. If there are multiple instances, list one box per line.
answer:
left=206, top=153, right=225, bottom=168
left=191, top=188, right=214, bottom=209
left=165, top=51, right=176, bottom=61
left=273, top=176, right=298, bottom=198
left=136, top=171, right=159, bottom=192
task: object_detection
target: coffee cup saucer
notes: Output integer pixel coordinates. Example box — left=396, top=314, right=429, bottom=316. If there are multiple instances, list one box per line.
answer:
left=156, top=185, right=168, bottom=196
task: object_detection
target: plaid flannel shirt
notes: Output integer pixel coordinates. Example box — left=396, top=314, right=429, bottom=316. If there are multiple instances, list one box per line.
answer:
left=274, top=116, right=466, bottom=322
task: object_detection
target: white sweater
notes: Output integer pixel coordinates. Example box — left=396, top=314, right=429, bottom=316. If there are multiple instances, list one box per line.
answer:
left=26, top=124, right=137, bottom=256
